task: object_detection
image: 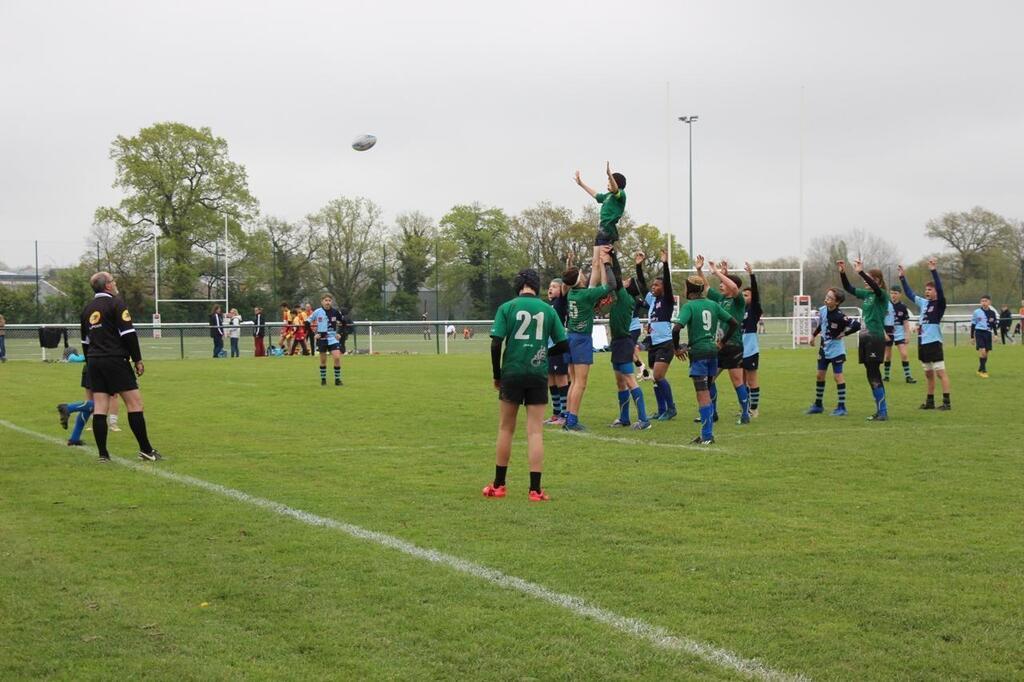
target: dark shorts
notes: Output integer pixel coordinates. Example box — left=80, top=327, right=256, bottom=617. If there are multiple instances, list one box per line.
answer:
left=548, top=351, right=569, bottom=375
left=647, top=340, right=675, bottom=366
left=80, top=364, right=91, bottom=390
left=975, top=330, right=992, bottom=351
left=610, top=337, right=635, bottom=365
left=717, top=343, right=743, bottom=370
left=817, top=351, right=846, bottom=373
left=891, top=337, right=907, bottom=346
left=919, top=341, right=944, bottom=364
left=87, top=356, right=138, bottom=395
left=594, top=222, right=619, bottom=246
left=499, top=382, right=548, bottom=406
left=741, top=353, right=760, bottom=371
left=316, top=338, right=341, bottom=354
left=884, top=325, right=895, bottom=347
left=858, top=332, right=885, bottom=365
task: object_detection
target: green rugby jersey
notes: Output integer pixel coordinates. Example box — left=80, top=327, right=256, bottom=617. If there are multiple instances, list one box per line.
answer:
left=707, top=288, right=745, bottom=345
left=490, top=294, right=567, bottom=385
left=567, top=284, right=610, bottom=334
left=673, top=298, right=733, bottom=359
left=609, top=287, right=635, bottom=339
left=594, top=190, right=626, bottom=239
left=850, top=285, right=887, bottom=336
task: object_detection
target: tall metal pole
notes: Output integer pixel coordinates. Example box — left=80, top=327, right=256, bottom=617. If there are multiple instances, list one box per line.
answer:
left=153, top=233, right=159, bottom=317
left=799, top=85, right=805, bottom=295
left=678, top=116, right=699, bottom=264
left=434, top=228, right=440, bottom=354
left=224, top=214, right=229, bottom=312
left=34, top=240, right=40, bottom=321
left=382, top=243, right=387, bottom=318
left=96, top=241, right=100, bottom=271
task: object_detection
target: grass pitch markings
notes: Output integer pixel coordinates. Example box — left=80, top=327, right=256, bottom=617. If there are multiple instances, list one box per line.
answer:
left=0, top=418, right=807, bottom=682
left=554, top=429, right=737, bottom=454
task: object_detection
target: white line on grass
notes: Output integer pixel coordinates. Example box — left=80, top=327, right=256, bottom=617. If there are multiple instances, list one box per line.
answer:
left=554, top=429, right=736, bottom=454
left=0, top=418, right=806, bottom=682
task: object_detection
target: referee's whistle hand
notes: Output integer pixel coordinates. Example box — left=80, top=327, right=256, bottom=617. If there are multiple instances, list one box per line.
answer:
left=135, top=361, right=145, bottom=377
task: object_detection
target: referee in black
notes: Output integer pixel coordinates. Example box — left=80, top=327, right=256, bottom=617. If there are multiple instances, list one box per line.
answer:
left=80, top=271, right=161, bottom=463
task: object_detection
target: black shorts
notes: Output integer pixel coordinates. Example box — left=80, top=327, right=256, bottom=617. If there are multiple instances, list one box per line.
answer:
left=884, top=326, right=895, bottom=347
left=647, top=340, right=675, bottom=366
left=858, top=333, right=885, bottom=365
left=547, top=351, right=569, bottom=376
left=594, top=222, right=619, bottom=246
left=919, top=341, right=944, bottom=364
left=717, top=343, right=743, bottom=370
left=87, top=356, right=138, bottom=395
left=610, top=337, right=635, bottom=365
left=499, top=382, right=548, bottom=406
left=975, top=330, right=992, bottom=351
left=629, top=328, right=642, bottom=346
left=741, top=353, right=759, bottom=371
left=316, top=338, right=341, bottom=354
left=80, top=364, right=91, bottom=390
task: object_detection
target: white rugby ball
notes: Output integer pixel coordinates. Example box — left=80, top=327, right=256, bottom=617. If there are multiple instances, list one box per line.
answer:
left=352, top=134, right=377, bottom=151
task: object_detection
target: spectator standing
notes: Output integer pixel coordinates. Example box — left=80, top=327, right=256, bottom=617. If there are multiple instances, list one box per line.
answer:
left=253, top=306, right=266, bottom=356
left=0, top=313, right=6, bottom=362
left=209, top=305, right=224, bottom=358
left=227, top=308, right=241, bottom=357
left=999, top=305, right=1012, bottom=345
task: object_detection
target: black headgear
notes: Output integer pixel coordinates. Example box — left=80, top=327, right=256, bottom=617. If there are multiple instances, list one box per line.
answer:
left=513, top=269, right=541, bottom=294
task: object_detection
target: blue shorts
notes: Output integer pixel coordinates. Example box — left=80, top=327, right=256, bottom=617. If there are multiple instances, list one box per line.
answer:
left=689, top=356, right=718, bottom=378
left=817, top=353, right=845, bottom=373
left=568, top=332, right=593, bottom=365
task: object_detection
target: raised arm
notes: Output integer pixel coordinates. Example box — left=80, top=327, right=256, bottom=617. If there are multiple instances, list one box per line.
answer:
left=929, top=258, right=944, bottom=303
left=837, top=260, right=858, bottom=296
left=897, top=264, right=917, bottom=302
left=694, top=254, right=708, bottom=290
left=606, top=161, right=619, bottom=193
left=711, top=260, right=739, bottom=297
left=853, top=258, right=882, bottom=296
left=660, top=251, right=673, bottom=300
left=633, top=252, right=648, bottom=296
left=574, top=170, right=598, bottom=199
left=745, top=262, right=760, bottom=307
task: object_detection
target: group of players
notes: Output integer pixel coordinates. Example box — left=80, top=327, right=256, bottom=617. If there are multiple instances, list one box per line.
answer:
left=484, top=163, right=1005, bottom=501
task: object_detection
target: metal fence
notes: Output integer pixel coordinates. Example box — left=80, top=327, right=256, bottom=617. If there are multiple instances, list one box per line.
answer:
left=0, top=317, right=1019, bottom=362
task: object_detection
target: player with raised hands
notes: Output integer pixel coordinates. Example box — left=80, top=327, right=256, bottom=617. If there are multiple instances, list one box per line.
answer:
left=838, top=258, right=889, bottom=421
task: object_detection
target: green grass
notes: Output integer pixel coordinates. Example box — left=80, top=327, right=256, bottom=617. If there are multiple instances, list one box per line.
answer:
left=1, top=347, right=1022, bottom=680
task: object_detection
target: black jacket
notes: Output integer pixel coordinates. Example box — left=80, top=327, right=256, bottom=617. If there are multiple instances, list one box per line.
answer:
left=209, top=313, right=223, bottom=338
left=253, top=313, right=265, bottom=338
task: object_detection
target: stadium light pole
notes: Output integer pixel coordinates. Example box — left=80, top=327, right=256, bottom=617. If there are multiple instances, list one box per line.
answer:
left=678, top=115, right=698, bottom=264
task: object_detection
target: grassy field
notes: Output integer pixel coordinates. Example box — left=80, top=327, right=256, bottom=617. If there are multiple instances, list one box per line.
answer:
left=1, top=346, right=1022, bottom=680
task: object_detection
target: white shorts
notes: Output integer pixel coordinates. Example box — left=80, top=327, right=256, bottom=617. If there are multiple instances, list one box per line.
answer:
left=921, top=361, right=946, bottom=371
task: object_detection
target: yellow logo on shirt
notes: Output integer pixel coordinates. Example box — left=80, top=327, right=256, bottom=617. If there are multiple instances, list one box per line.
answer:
left=89, top=311, right=101, bottom=325
left=121, top=309, right=132, bottom=322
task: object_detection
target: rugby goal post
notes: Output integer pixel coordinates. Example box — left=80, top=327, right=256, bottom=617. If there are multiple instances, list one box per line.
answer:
left=792, top=295, right=814, bottom=348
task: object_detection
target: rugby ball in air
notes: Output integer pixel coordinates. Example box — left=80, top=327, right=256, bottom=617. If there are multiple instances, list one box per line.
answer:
left=352, top=134, right=377, bottom=151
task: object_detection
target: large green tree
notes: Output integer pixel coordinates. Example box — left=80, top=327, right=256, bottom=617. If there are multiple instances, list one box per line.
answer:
left=94, top=122, right=259, bottom=303
left=925, top=207, right=1011, bottom=283
left=307, top=197, right=387, bottom=314
left=439, top=204, right=516, bottom=317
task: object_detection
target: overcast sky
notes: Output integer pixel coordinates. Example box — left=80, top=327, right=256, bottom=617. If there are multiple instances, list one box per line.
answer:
left=2, top=0, right=1022, bottom=271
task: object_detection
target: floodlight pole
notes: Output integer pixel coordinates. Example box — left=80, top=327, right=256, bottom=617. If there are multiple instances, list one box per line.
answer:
left=153, top=232, right=159, bottom=316
left=678, top=116, right=698, bottom=264
left=224, top=215, right=229, bottom=312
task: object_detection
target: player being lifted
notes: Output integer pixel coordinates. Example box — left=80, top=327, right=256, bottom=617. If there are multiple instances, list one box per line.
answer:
left=644, top=250, right=677, bottom=420
left=696, top=257, right=750, bottom=425
left=898, top=258, right=950, bottom=409
left=806, top=288, right=861, bottom=416
left=741, top=262, right=763, bottom=417
left=308, top=294, right=345, bottom=385
left=605, top=252, right=651, bottom=430
left=970, top=295, right=996, bottom=378
left=574, top=162, right=626, bottom=281
left=672, top=275, right=738, bottom=445
left=884, top=287, right=917, bottom=383
left=562, top=247, right=615, bottom=431
left=838, top=258, right=889, bottom=421
left=484, top=269, right=569, bottom=501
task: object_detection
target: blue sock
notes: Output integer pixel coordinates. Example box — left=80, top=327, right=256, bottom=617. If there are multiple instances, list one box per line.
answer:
left=657, top=379, right=675, bottom=410
left=872, top=385, right=887, bottom=415
left=630, top=387, right=648, bottom=422
left=652, top=381, right=666, bottom=414
left=617, top=390, right=630, bottom=424
left=69, top=400, right=93, bottom=442
left=736, top=385, right=750, bottom=419
left=699, top=404, right=715, bottom=440
left=709, top=382, right=719, bottom=416
left=67, top=401, right=88, bottom=414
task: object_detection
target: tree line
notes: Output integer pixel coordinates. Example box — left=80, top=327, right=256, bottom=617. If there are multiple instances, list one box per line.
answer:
left=1, top=122, right=1020, bottom=323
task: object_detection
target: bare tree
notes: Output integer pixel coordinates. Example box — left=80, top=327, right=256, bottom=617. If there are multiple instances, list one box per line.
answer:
left=925, top=207, right=1011, bottom=283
